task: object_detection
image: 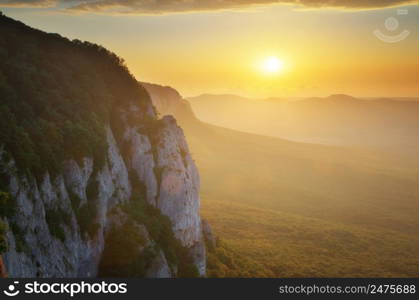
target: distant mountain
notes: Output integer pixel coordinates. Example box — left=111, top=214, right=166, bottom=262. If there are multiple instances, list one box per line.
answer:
left=141, top=82, right=198, bottom=126
left=146, top=83, right=419, bottom=277
left=0, top=13, right=206, bottom=278
left=188, top=94, right=419, bottom=152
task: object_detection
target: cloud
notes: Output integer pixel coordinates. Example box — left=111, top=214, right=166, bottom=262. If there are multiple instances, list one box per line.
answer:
left=0, top=0, right=55, bottom=7
left=1, top=0, right=418, bottom=13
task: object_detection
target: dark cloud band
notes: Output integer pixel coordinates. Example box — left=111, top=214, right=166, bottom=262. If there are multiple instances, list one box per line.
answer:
left=0, top=0, right=55, bottom=7
left=1, top=0, right=418, bottom=13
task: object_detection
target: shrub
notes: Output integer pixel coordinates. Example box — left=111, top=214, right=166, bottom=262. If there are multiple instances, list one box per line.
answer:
left=99, top=179, right=199, bottom=278
left=0, top=13, right=152, bottom=178
left=0, top=221, right=7, bottom=254
left=120, top=193, right=199, bottom=277
left=98, top=221, right=151, bottom=277
left=9, top=222, right=27, bottom=253
left=73, top=176, right=100, bottom=240
left=76, top=202, right=99, bottom=240
left=68, top=190, right=82, bottom=211
left=45, top=207, right=71, bottom=242
left=86, top=177, right=99, bottom=200
left=0, top=191, right=15, bottom=218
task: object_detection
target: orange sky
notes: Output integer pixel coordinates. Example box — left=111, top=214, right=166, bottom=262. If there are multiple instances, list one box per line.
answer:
left=2, top=3, right=418, bottom=97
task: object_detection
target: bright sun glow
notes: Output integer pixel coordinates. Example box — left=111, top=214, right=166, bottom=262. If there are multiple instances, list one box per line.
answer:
left=262, top=56, right=284, bottom=74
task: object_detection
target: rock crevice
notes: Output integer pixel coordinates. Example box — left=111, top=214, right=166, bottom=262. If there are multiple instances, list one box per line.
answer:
left=1, top=100, right=205, bottom=277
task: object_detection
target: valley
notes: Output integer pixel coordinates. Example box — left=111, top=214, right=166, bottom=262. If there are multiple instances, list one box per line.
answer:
left=146, top=84, right=419, bottom=277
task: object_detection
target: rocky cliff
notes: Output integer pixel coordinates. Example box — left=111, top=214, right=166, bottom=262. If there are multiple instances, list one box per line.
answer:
left=142, top=82, right=198, bottom=126
left=0, top=14, right=205, bottom=278
left=141, top=82, right=214, bottom=258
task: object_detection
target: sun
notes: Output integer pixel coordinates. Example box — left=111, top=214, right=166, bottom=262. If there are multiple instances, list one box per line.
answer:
left=262, top=56, right=284, bottom=74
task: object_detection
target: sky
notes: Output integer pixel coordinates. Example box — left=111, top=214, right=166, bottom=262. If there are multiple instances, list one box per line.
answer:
left=1, top=1, right=418, bottom=98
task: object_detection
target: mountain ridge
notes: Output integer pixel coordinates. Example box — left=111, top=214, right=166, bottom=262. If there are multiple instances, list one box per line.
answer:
left=145, top=82, right=419, bottom=277
left=186, top=93, right=419, bottom=150
left=0, top=13, right=206, bottom=278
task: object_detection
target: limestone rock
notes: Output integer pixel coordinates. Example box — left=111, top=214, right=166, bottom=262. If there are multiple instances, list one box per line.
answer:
left=2, top=107, right=206, bottom=277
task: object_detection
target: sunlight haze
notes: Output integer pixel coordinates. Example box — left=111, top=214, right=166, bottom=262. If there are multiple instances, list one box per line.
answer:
left=1, top=0, right=419, bottom=280
left=2, top=4, right=419, bottom=98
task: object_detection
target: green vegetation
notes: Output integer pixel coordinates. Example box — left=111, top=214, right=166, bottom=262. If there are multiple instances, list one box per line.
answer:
left=0, top=167, right=15, bottom=219
left=178, top=112, right=419, bottom=277
left=75, top=177, right=101, bottom=239
left=99, top=219, right=153, bottom=277
left=77, top=202, right=100, bottom=240
left=9, top=222, right=28, bottom=254
left=0, top=13, right=151, bottom=178
left=119, top=195, right=198, bottom=277
left=0, top=189, right=16, bottom=254
left=45, top=207, right=72, bottom=242
left=86, top=176, right=100, bottom=200
left=0, top=191, right=15, bottom=218
left=206, top=237, right=268, bottom=277
left=67, top=178, right=101, bottom=241
left=67, top=177, right=100, bottom=240
left=99, top=174, right=199, bottom=278
left=0, top=221, right=7, bottom=254
left=203, top=200, right=419, bottom=277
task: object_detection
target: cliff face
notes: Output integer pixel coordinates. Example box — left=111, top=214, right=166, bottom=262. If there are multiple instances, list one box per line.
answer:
left=141, top=83, right=210, bottom=275
left=1, top=106, right=205, bottom=277
left=0, top=14, right=205, bottom=278
left=142, top=82, right=198, bottom=126
left=141, top=82, right=213, bottom=268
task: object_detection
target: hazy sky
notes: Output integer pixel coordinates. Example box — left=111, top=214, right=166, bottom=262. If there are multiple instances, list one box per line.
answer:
left=1, top=1, right=418, bottom=97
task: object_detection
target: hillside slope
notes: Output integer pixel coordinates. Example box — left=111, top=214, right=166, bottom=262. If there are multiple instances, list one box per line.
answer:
left=188, top=94, right=419, bottom=154
left=0, top=14, right=206, bottom=278
left=145, top=83, right=419, bottom=277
